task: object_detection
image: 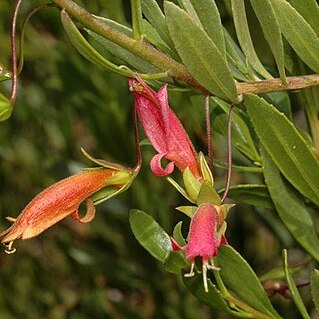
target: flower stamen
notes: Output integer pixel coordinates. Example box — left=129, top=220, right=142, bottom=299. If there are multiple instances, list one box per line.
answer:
left=4, top=241, right=16, bottom=254
left=184, top=260, right=195, bottom=278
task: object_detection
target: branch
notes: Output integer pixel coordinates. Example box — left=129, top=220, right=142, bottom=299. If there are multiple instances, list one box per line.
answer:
left=237, top=74, right=319, bottom=95
left=51, top=0, right=319, bottom=96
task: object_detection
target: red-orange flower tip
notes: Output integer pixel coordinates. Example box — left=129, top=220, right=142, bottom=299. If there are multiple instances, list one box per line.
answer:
left=0, top=168, right=131, bottom=254
left=129, top=76, right=201, bottom=179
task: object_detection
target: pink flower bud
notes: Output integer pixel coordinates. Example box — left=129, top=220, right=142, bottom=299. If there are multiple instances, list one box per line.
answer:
left=129, top=76, right=201, bottom=179
left=0, top=168, right=130, bottom=253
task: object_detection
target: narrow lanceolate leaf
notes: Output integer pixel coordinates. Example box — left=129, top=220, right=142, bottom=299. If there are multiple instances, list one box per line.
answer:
left=165, top=2, right=238, bottom=103
left=250, top=0, right=286, bottom=82
left=217, top=246, right=282, bottom=319
left=61, top=10, right=130, bottom=77
left=245, top=94, right=319, bottom=207
left=129, top=209, right=171, bottom=263
left=283, top=250, right=311, bottom=319
left=261, top=147, right=319, bottom=262
left=288, top=0, right=319, bottom=36
left=230, top=0, right=272, bottom=79
left=270, top=0, right=319, bottom=73
left=189, top=0, right=226, bottom=58
left=86, top=16, right=160, bottom=73
left=311, top=269, right=319, bottom=314
left=141, top=0, right=179, bottom=58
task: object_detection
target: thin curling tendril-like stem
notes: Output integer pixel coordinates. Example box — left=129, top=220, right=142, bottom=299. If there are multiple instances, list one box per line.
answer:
left=221, top=104, right=235, bottom=203
left=10, top=0, right=23, bottom=105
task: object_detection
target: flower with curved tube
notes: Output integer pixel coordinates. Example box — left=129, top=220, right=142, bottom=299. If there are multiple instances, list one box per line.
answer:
left=129, top=76, right=202, bottom=179
left=0, top=166, right=136, bottom=254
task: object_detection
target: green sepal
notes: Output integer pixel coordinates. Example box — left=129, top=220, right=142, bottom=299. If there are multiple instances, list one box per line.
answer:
left=183, top=167, right=202, bottom=202
left=196, top=181, right=221, bottom=206
left=91, top=170, right=138, bottom=205
left=81, top=147, right=128, bottom=171
left=217, top=221, right=227, bottom=238
left=198, top=152, right=214, bottom=186
left=175, top=206, right=197, bottom=218
left=219, top=204, right=235, bottom=220
left=0, top=64, right=11, bottom=82
left=167, top=176, right=195, bottom=203
left=173, top=221, right=186, bottom=246
left=0, top=93, right=13, bottom=121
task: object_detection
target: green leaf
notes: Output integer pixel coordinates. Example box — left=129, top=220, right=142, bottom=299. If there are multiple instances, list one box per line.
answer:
left=141, top=0, right=178, bottom=53
left=164, top=251, right=188, bottom=274
left=165, top=2, right=238, bottom=102
left=223, top=184, right=274, bottom=209
left=211, top=97, right=261, bottom=163
left=61, top=10, right=131, bottom=76
left=86, top=16, right=160, bottom=73
left=283, top=249, right=311, bottom=319
left=141, top=19, right=176, bottom=57
left=189, top=0, right=226, bottom=59
left=183, top=272, right=234, bottom=314
left=0, top=93, right=12, bottom=121
left=245, top=94, right=319, bottom=207
left=217, top=245, right=282, bottom=319
left=261, top=147, right=319, bottom=262
left=288, top=0, right=319, bottom=36
left=230, top=0, right=272, bottom=79
left=260, top=264, right=302, bottom=282
left=270, top=0, right=319, bottom=73
left=224, top=29, right=252, bottom=81
left=129, top=209, right=171, bottom=263
left=264, top=91, right=292, bottom=119
left=249, top=0, right=286, bottom=82
left=311, top=269, right=319, bottom=314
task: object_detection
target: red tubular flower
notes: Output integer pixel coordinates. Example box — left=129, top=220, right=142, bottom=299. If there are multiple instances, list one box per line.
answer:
left=181, top=203, right=226, bottom=292
left=0, top=168, right=133, bottom=253
left=129, top=76, right=202, bottom=179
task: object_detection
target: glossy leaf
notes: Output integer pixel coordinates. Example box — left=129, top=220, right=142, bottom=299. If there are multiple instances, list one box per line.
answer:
left=0, top=63, right=11, bottom=82
left=211, top=97, right=261, bottom=163
left=217, top=245, right=282, bottom=319
left=250, top=0, right=286, bottom=82
left=311, top=269, right=319, bottom=314
left=283, top=250, right=310, bottom=319
left=0, top=93, right=12, bottom=121
left=230, top=0, right=272, bottom=79
left=129, top=209, right=171, bottom=263
left=165, top=2, right=238, bottom=102
left=183, top=272, right=234, bottom=314
left=260, top=264, right=302, bottom=282
left=189, top=0, right=226, bottom=59
left=223, top=184, right=274, bottom=209
left=261, top=147, right=319, bottom=262
left=245, top=94, right=319, bottom=207
left=288, top=0, right=319, bottom=36
left=270, top=0, right=319, bottom=73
